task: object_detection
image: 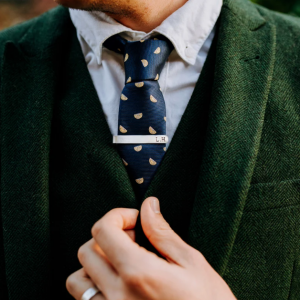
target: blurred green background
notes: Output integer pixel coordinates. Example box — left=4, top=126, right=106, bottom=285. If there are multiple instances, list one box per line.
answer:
left=252, top=0, right=300, bottom=16
left=0, top=0, right=300, bottom=31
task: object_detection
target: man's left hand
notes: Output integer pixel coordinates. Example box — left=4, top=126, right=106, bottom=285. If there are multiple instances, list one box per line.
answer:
left=66, top=197, right=236, bottom=300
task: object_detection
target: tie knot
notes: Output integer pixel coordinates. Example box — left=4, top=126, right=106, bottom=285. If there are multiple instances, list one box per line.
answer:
left=104, top=35, right=174, bottom=82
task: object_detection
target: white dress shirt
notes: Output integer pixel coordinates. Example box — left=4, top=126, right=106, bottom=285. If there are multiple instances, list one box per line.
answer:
left=69, top=0, right=222, bottom=146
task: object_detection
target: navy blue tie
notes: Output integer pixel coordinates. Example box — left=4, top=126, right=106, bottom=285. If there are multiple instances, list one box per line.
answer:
left=104, top=35, right=174, bottom=199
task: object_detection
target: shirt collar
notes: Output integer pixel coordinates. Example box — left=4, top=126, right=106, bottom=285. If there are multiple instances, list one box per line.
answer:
left=69, top=0, right=222, bottom=65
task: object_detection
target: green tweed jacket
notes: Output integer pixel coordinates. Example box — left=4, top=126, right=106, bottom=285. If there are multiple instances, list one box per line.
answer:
left=1, top=0, right=300, bottom=299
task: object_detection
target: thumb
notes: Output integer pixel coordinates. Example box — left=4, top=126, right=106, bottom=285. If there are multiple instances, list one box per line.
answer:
left=140, top=197, right=193, bottom=266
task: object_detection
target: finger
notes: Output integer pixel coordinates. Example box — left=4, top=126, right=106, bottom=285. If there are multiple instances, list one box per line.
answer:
left=91, top=208, right=147, bottom=273
left=78, top=239, right=119, bottom=294
left=140, top=197, right=195, bottom=267
left=66, top=268, right=105, bottom=300
left=125, top=229, right=136, bottom=241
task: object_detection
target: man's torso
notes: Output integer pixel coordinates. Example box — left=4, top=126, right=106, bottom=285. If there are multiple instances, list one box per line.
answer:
left=1, top=0, right=300, bottom=299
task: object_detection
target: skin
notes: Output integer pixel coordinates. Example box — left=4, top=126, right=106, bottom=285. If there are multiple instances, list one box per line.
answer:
left=54, top=0, right=189, bottom=32
left=66, top=197, right=237, bottom=300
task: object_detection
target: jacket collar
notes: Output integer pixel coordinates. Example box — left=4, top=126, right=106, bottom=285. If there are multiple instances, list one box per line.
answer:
left=224, top=0, right=266, bottom=30
left=15, top=6, right=71, bottom=59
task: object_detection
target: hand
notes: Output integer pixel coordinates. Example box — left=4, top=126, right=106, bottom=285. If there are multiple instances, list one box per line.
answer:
left=66, top=197, right=237, bottom=300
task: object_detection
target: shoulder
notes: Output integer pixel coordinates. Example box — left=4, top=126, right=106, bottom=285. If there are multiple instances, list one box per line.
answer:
left=257, top=4, right=300, bottom=28
left=252, top=4, right=300, bottom=73
left=0, top=6, right=71, bottom=57
left=256, top=4, right=300, bottom=42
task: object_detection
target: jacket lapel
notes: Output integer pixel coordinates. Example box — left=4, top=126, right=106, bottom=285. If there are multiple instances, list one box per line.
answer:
left=1, top=7, right=136, bottom=298
left=1, top=7, right=72, bottom=299
left=1, top=42, right=54, bottom=300
left=139, top=30, right=218, bottom=252
left=187, top=0, right=276, bottom=275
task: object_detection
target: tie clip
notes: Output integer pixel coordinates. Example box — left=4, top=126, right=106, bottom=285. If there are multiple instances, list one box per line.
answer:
left=113, top=135, right=168, bottom=144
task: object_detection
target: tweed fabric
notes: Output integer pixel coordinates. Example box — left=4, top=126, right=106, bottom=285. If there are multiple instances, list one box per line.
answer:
left=104, top=35, right=173, bottom=198
left=0, top=10, right=74, bottom=300
left=1, top=1, right=300, bottom=299
left=221, top=7, right=300, bottom=299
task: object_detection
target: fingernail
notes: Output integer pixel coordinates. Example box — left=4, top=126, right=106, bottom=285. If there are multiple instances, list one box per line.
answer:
left=150, top=198, right=160, bottom=214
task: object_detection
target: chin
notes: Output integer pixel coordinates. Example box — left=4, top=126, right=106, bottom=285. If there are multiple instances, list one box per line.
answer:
left=55, top=0, right=141, bottom=19
left=55, top=0, right=99, bottom=10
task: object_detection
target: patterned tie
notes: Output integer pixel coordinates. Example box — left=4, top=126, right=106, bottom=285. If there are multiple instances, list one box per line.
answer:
left=104, top=35, right=174, bottom=199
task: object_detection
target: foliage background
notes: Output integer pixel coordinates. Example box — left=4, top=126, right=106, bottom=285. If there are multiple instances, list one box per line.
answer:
left=0, top=0, right=300, bottom=30
left=252, top=0, right=300, bottom=16
left=0, top=0, right=57, bottom=30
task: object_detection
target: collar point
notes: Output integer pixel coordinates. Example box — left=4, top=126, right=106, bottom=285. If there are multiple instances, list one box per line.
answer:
left=186, top=57, right=197, bottom=65
left=96, top=50, right=102, bottom=65
left=177, top=46, right=198, bottom=65
left=96, top=57, right=102, bottom=65
left=180, top=53, right=197, bottom=65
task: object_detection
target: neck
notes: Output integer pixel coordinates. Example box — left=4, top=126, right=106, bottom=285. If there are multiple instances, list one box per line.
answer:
left=106, top=0, right=189, bottom=33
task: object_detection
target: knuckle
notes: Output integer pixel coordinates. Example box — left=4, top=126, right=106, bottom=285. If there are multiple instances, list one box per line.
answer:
left=122, top=268, right=148, bottom=289
left=195, top=249, right=205, bottom=261
left=147, top=226, right=172, bottom=244
left=91, top=219, right=105, bottom=238
left=77, top=245, right=87, bottom=263
left=191, top=248, right=207, bottom=266
left=110, top=207, right=124, bottom=214
left=156, top=220, right=172, bottom=232
left=66, top=274, right=77, bottom=293
left=123, top=268, right=141, bottom=286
